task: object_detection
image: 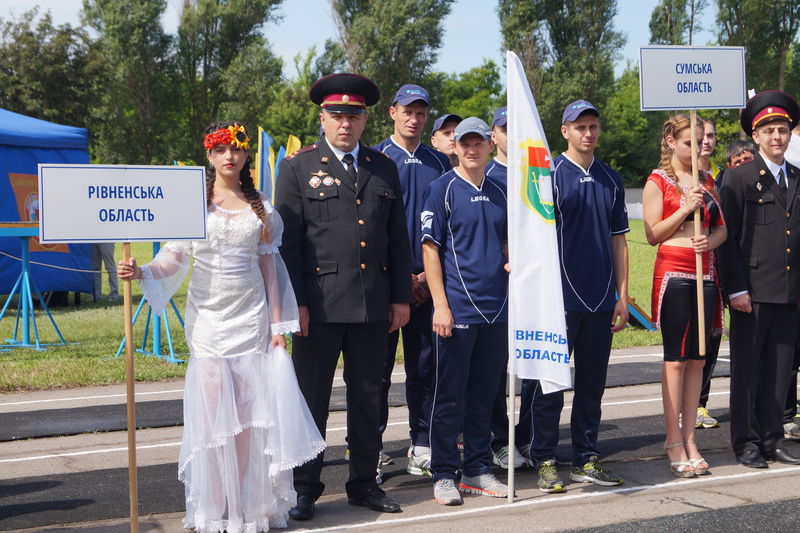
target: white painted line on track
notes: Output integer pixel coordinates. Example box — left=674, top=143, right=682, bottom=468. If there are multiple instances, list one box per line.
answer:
left=0, top=441, right=181, bottom=464
left=298, top=465, right=800, bottom=532
left=0, top=389, right=184, bottom=407
left=610, top=348, right=729, bottom=360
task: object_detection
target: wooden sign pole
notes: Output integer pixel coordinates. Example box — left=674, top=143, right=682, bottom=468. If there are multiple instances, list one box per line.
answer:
left=689, top=110, right=706, bottom=357
left=123, top=242, right=139, bottom=533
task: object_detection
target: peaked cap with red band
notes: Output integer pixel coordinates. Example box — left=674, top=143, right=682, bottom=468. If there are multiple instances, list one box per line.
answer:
left=309, top=73, right=380, bottom=114
left=740, top=90, right=800, bottom=136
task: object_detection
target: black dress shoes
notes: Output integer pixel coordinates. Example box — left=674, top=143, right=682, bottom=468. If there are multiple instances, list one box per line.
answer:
left=347, top=487, right=402, bottom=513
left=764, top=447, right=800, bottom=464
left=737, top=449, right=768, bottom=468
left=288, top=494, right=315, bottom=521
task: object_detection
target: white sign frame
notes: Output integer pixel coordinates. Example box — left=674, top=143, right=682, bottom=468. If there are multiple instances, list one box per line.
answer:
left=639, top=45, right=746, bottom=111
left=38, top=164, right=207, bottom=243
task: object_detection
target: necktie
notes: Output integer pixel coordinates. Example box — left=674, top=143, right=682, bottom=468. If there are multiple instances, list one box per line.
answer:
left=342, top=153, right=358, bottom=187
left=779, top=168, right=787, bottom=191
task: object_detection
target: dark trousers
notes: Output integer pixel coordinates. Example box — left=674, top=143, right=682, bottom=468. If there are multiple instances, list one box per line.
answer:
left=430, top=322, right=507, bottom=481
left=292, top=321, right=387, bottom=500
left=490, top=372, right=510, bottom=451
left=380, top=299, right=434, bottom=448
left=729, top=303, right=797, bottom=457
left=516, top=310, right=613, bottom=466
left=699, top=331, right=723, bottom=408
left=783, top=330, right=800, bottom=423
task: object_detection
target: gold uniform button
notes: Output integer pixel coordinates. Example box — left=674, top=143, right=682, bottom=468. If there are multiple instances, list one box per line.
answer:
left=383, top=266, right=388, bottom=271
left=360, top=263, right=366, bottom=270
left=356, top=199, right=362, bottom=205
left=787, top=230, right=792, bottom=236
left=360, top=241, right=366, bottom=247
left=787, top=212, right=792, bottom=218
left=758, top=198, right=764, bottom=204
left=315, top=267, right=321, bottom=272
left=787, top=266, right=792, bottom=271
left=788, top=248, right=792, bottom=253
left=319, top=192, right=325, bottom=197
left=358, top=219, right=365, bottom=225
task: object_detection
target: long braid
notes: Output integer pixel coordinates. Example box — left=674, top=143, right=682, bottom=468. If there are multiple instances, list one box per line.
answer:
left=204, top=120, right=271, bottom=243
left=660, top=114, right=699, bottom=195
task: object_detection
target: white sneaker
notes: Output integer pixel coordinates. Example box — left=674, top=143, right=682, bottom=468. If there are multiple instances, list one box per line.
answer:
left=459, top=473, right=509, bottom=498
left=433, top=478, right=462, bottom=506
left=407, top=445, right=432, bottom=476
left=492, top=445, right=525, bottom=469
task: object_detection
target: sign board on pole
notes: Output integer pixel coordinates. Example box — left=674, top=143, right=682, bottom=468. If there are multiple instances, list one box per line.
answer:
left=38, top=164, right=207, bottom=243
left=639, top=45, right=746, bottom=111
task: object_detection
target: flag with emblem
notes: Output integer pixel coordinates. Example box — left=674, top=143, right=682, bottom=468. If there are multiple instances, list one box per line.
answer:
left=506, top=50, right=571, bottom=394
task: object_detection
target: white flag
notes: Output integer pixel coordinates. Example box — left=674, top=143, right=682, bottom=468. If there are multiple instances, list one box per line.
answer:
left=506, top=51, right=571, bottom=394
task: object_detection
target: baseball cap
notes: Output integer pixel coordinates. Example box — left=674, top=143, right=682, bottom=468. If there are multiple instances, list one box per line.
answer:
left=393, top=84, right=431, bottom=106
left=562, top=100, right=599, bottom=123
left=453, top=117, right=491, bottom=141
left=432, top=113, right=462, bottom=133
left=492, top=107, right=508, bottom=128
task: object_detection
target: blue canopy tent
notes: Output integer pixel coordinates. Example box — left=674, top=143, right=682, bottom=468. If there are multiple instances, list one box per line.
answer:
left=0, top=109, right=93, bottom=295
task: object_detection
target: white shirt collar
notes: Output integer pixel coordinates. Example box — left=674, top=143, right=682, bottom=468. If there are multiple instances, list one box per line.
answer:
left=761, top=154, right=787, bottom=184
left=325, top=137, right=360, bottom=167
left=491, top=157, right=507, bottom=168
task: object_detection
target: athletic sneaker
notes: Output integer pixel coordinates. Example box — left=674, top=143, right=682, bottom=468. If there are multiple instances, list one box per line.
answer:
left=696, top=407, right=719, bottom=429
left=433, top=478, right=463, bottom=506
left=537, top=459, right=565, bottom=493
left=569, top=456, right=623, bottom=486
left=459, top=473, right=509, bottom=498
left=492, top=445, right=525, bottom=469
left=518, top=443, right=535, bottom=467
left=784, top=421, right=800, bottom=439
left=407, top=445, right=432, bottom=476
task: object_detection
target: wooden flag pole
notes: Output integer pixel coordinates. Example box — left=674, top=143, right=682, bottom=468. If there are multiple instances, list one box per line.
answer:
left=689, top=110, right=706, bottom=357
left=507, top=343, right=516, bottom=503
left=123, top=242, right=139, bottom=532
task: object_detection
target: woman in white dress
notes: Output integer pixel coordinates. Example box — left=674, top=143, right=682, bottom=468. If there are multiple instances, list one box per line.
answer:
left=118, top=121, right=325, bottom=533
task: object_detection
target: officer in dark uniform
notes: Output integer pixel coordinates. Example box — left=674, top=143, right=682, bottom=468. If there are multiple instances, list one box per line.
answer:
left=717, top=90, right=800, bottom=468
left=275, top=73, right=411, bottom=519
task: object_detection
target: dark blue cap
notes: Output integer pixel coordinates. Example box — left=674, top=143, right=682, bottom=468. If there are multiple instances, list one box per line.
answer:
left=492, top=107, right=507, bottom=128
left=431, top=113, right=462, bottom=133
left=393, top=84, right=431, bottom=106
left=562, top=100, right=599, bottom=123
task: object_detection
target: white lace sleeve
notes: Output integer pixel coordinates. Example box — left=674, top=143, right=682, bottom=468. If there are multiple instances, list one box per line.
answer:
left=138, top=241, right=192, bottom=316
left=257, top=198, right=299, bottom=335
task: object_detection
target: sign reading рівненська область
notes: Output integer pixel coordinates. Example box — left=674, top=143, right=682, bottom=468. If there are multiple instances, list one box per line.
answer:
left=639, top=45, right=746, bottom=111
left=38, top=164, right=207, bottom=243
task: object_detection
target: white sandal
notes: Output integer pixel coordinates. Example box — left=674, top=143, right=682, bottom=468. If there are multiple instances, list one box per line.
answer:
left=664, top=441, right=696, bottom=478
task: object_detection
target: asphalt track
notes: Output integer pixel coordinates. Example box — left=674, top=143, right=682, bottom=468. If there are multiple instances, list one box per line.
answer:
left=3, top=343, right=800, bottom=532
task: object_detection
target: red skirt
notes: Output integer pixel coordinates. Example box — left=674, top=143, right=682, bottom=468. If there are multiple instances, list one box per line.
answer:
left=651, top=245, right=722, bottom=331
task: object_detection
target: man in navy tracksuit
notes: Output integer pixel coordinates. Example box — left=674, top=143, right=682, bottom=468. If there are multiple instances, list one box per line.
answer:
left=422, top=117, right=510, bottom=506
left=374, top=84, right=451, bottom=478
left=516, top=100, right=629, bottom=493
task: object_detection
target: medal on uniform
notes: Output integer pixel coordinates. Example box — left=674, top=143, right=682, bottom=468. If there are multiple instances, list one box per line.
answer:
left=335, top=178, right=341, bottom=186
left=309, top=176, right=322, bottom=188
left=323, top=176, right=334, bottom=186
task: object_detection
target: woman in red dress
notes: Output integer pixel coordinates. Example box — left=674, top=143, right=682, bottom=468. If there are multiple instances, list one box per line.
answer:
left=643, top=114, right=727, bottom=478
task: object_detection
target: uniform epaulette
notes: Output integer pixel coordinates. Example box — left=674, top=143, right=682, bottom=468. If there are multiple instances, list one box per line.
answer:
left=286, top=144, right=318, bottom=160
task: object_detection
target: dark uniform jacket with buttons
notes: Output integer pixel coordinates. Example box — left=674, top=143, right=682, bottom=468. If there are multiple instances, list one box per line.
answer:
left=275, top=138, right=412, bottom=323
left=717, top=153, right=800, bottom=304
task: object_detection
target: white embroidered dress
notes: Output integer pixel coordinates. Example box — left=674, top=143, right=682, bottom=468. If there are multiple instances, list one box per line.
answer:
left=139, top=196, right=325, bottom=533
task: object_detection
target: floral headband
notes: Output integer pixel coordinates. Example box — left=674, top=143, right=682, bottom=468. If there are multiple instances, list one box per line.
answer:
left=203, top=124, right=250, bottom=151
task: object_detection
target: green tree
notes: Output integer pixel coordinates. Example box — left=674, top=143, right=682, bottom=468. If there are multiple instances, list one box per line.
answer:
left=329, top=0, right=455, bottom=142
left=716, top=0, right=800, bottom=91
left=424, top=60, right=504, bottom=128
left=176, top=0, right=284, bottom=163
left=649, top=0, right=691, bottom=44
left=82, top=0, right=175, bottom=164
left=263, top=48, right=325, bottom=149
left=0, top=8, right=98, bottom=128
left=498, top=0, right=546, bottom=98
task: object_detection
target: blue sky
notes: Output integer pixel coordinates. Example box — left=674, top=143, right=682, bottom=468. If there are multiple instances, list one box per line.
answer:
left=0, top=0, right=718, bottom=77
